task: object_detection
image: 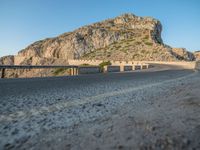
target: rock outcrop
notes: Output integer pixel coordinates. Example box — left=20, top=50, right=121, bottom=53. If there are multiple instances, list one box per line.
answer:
left=194, top=51, right=200, bottom=60
left=171, top=48, right=195, bottom=61
left=0, top=55, right=14, bottom=65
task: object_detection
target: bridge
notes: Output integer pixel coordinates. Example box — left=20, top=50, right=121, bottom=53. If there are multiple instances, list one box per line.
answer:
left=0, top=65, right=79, bottom=78
left=0, top=65, right=79, bottom=69
left=2, top=60, right=198, bottom=79
left=0, top=63, right=152, bottom=78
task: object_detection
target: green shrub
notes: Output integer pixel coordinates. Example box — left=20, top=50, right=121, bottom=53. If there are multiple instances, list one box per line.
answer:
left=145, top=42, right=153, bottom=46
left=141, top=50, right=146, bottom=53
left=152, top=50, right=159, bottom=54
left=132, top=54, right=140, bottom=59
left=107, top=54, right=111, bottom=57
left=53, top=68, right=68, bottom=75
left=99, top=61, right=112, bottom=72
left=143, top=35, right=149, bottom=40
left=135, top=41, right=142, bottom=45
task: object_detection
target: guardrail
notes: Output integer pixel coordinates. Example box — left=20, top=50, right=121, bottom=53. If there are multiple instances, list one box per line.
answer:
left=0, top=65, right=79, bottom=78
left=0, top=65, right=78, bottom=69
left=0, top=63, right=149, bottom=78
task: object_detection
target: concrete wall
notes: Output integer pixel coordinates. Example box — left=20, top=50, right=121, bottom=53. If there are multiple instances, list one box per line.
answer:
left=144, top=61, right=196, bottom=69
left=110, top=60, right=146, bottom=66
left=111, top=60, right=195, bottom=70
left=68, top=59, right=197, bottom=70
left=14, top=58, right=197, bottom=70
left=104, top=66, right=120, bottom=72
left=195, top=61, right=200, bottom=70
left=120, top=65, right=133, bottom=71
left=78, top=66, right=101, bottom=74
left=68, top=59, right=149, bottom=66
left=13, top=57, right=199, bottom=75
left=68, top=59, right=102, bottom=66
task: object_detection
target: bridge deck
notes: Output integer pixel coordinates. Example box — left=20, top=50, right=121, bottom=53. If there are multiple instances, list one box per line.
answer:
left=0, top=65, right=79, bottom=69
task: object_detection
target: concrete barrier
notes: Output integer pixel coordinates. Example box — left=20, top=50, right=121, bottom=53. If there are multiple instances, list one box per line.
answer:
left=68, top=59, right=151, bottom=70
left=195, top=61, right=200, bottom=70
left=69, top=68, right=78, bottom=76
left=144, top=61, right=196, bottom=70
left=104, top=66, right=120, bottom=72
left=78, top=66, right=101, bottom=74
left=68, top=59, right=102, bottom=66
left=15, top=58, right=196, bottom=70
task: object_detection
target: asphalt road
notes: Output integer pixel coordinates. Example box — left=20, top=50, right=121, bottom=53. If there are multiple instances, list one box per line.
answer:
left=0, top=69, right=193, bottom=114
left=0, top=69, right=198, bottom=149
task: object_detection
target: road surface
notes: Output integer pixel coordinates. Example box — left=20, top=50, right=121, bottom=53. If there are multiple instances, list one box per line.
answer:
left=0, top=68, right=200, bottom=149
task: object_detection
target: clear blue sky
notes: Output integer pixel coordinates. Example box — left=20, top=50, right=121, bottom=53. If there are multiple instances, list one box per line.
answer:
left=0, top=0, right=199, bottom=57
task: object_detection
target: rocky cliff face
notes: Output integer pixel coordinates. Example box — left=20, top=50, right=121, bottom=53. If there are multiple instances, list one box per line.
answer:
left=171, top=48, right=195, bottom=61
left=17, top=13, right=165, bottom=61
left=0, top=13, right=197, bottom=78
left=194, top=51, right=200, bottom=60
left=0, top=55, right=14, bottom=65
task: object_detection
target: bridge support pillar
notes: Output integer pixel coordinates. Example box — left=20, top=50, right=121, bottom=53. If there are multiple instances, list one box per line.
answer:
left=72, top=68, right=75, bottom=76
left=69, top=68, right=78, bottom=76
left=132, top=65, right=135, bottom=70
left=75, top=68, right=78, bottom=75
left=120, top=65, right=124, bottom=72
left=1, top=68, right=5, bottom=78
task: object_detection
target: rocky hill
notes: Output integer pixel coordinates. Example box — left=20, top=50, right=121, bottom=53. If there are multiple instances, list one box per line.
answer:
left=0, top=13, right=197, bottom=78
left=17, top=13, right=165, bottom=59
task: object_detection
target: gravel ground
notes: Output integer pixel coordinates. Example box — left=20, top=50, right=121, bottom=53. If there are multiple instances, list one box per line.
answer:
left=0, top=69, right=200, bottom=150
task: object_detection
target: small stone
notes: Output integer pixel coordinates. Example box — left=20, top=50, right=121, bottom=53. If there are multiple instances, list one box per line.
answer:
left=11, top=128, right=19, bottom=135
left=93, top=130, right=102, bottom=138
left=126, top=136, right=132, bottom=141
left=183, top=138, right=190, bottom=145
left=65, top=144, right=71, bottom=149
left=151, top=126, right=156, bottom=131
left=3, top=125, right=9, bottom=130
left=82, top=105, right=86, bottom=109
left=4, top=143, right=15, bottom=149
left=93, top=103, right=104, bottom=107
left=118, top=145, right=124, bottom=149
